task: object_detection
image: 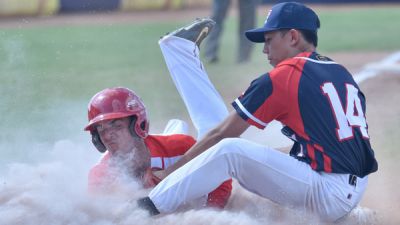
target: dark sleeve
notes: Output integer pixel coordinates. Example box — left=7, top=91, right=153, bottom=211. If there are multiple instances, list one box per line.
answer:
left=232, top=73, right=273, bottom=129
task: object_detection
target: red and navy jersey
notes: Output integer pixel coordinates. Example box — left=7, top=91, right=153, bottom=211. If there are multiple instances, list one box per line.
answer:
left=232, top=52, right=378, bottom=177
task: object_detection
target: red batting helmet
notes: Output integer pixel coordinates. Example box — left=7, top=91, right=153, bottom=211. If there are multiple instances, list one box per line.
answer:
left=84, top=87, right=149, bottom=139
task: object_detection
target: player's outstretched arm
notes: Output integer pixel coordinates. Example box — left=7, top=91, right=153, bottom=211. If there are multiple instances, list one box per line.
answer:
left=155, top=111, right=250, bottom=180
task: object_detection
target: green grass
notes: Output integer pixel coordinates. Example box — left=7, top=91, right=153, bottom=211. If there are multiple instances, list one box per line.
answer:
left=317, top=8, right=400, bottom=52
left=0, top=6, right=399, bottom=156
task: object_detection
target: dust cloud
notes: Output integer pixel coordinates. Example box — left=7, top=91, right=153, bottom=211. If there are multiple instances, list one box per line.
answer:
left=0, top=139, right=380, bottom=225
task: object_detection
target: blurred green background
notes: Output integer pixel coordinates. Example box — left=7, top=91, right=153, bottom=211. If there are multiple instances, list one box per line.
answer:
left=1, top=6, right=400, bottom=164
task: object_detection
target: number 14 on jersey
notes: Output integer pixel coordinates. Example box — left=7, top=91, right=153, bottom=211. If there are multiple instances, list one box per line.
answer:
left=322, top=82, right=369, bottom=141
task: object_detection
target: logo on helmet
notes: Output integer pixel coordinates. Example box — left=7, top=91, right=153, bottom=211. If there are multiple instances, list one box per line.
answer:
left=126, top=99, right=139, bottom=111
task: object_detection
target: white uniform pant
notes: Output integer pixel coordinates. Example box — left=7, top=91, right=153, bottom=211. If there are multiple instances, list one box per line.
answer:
left=149, top=138, right=368, bottom=222
left=158, top=35, right=229, bottom=208
left=160, top=35, right=228, bottom=139
left=155, top=36, right=368, bottom=222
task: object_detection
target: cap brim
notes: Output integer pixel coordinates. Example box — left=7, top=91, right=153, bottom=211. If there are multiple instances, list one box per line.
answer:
left=245, top=27, right=277, bottom=43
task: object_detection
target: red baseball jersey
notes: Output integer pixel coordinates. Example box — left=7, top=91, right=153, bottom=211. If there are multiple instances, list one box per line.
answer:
left=88, top=134, right=232, bottom=208
left=232, top=52, right=378, bottom=177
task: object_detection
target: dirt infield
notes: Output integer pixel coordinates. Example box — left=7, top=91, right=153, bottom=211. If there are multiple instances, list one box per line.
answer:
left=358, top=71, right=400, bottom=224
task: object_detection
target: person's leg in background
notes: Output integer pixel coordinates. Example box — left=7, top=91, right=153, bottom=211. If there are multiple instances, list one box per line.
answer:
left=237, top=0, right=258, bottom=63
left=204, top=0, right=231, bottom=63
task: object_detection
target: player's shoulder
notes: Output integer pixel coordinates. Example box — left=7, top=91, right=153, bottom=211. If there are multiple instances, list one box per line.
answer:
left=269, top=57, right=302, bottom=78
left=250, top=72, right=271, bottom=85
left=271, top=52, right=336, bottom=76
left=145, top=134, right=196, bottom=157
left=278, top=52, right=333, bottom=65
left=89, top=153, right=110, bottom=177
left=284, top=52, right=337, bottom=66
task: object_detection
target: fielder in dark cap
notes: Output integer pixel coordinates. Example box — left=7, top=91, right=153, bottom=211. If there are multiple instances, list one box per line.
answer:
left=245, top=2, right=320, bottom=43
left=139, top=2, right=378, bottom=222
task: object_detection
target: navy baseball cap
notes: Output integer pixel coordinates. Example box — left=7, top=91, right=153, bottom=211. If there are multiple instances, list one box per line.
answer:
left=245, top=2, right=320, bottom=43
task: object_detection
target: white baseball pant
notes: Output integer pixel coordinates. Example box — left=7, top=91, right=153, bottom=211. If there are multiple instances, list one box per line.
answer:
left=157, top=35, right=229, bottom=208
left=159, top=35, right=228, bottom=140
left=151, top=36, right=369, bottom=222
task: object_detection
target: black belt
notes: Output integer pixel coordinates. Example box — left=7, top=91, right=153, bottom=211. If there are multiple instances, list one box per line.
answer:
left=349, top=174, right=357, bottom=186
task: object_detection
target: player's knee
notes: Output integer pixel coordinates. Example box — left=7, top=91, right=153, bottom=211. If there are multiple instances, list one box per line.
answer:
left=213, top=138, right=249, bottom=156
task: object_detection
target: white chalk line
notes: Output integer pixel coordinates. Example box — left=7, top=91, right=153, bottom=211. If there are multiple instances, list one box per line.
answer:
left=354, top=51, right=400, bottom=84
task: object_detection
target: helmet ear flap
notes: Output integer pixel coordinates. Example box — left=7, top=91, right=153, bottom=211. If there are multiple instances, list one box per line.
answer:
left=129, top=116, right=139, bottom=138
left=91, top=130, right=107, bottom=153
left=129, top=116, right=148, bottom=138
left=139, top=120, right=149, bottom=138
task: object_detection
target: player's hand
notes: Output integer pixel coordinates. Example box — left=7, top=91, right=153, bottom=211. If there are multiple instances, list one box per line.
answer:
left=142, top=168, right=162, bottom=188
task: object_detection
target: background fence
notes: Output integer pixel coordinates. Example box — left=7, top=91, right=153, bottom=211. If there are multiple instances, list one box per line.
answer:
left=1, top=0, right=399, bottom=16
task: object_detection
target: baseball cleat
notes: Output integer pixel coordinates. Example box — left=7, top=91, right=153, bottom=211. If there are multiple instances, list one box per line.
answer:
left=167, top=18, right=215, bottom=47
